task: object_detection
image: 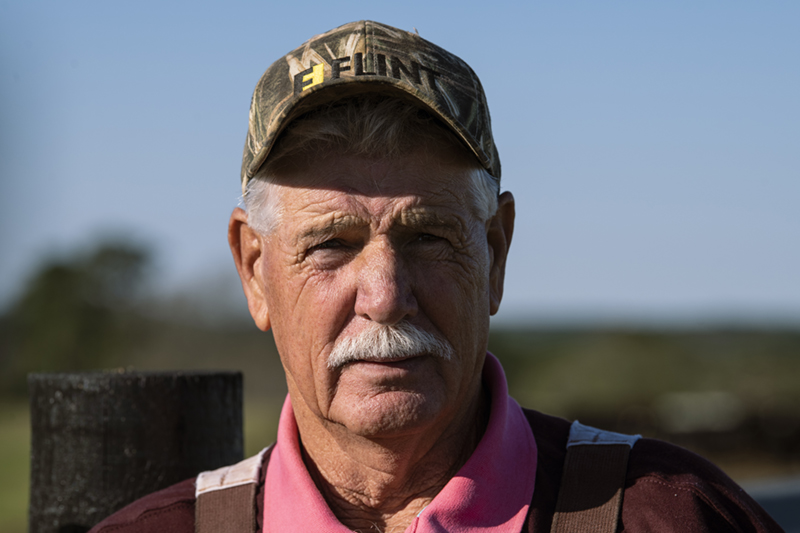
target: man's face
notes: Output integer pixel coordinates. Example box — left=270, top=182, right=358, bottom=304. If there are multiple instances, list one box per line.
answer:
left=233, top=142, right=513, bottom=438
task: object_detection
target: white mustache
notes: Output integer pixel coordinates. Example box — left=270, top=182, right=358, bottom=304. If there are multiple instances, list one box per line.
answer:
left=327, top=322, right=453, bottom=369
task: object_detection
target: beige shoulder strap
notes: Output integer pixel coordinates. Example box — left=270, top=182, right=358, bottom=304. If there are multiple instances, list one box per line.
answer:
left=550, top=421, right=640, bottom=533
left=195, top=446, right=271, bottom=533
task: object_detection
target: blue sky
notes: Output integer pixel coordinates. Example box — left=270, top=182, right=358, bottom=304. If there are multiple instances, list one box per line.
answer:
left=1, top=1, right=798, bottom=325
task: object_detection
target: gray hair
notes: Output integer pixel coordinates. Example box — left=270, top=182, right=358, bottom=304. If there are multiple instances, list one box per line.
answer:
left=243, top=95, right=499, bottom=235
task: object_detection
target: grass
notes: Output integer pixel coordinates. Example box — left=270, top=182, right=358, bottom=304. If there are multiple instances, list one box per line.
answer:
left=0, top=403, right=30, bottom=533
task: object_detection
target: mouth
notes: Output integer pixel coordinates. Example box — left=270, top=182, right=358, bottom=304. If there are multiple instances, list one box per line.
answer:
left=342, top=353, right=427, bottom=371
left=347, top=353, right=417, bottom=364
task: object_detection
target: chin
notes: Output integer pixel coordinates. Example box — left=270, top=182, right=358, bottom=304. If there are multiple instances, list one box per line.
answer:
left=333, top=390, right=445, bottom=438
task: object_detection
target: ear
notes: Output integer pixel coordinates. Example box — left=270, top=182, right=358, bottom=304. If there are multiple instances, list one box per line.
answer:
left=228, top=207, right=271, bottom=331
left=486, top=191, right=515, bottom=315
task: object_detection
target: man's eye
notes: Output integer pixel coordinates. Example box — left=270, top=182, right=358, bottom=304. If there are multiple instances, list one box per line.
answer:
left=416, top=233, right=442, bottom=242
left=309, top=239, right=344, bottom=252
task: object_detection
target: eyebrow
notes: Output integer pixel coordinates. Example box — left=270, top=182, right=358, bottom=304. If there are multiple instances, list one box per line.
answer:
left=297, top=216, right=365, bottom=242
left=401, top=211, right=451, bottom=227
left=295, top=208, right=464, bottom=243
left=400, top=210, right=464, bottom=233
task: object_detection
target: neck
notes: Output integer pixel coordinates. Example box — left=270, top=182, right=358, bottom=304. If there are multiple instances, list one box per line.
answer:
left=294, top=386, right=490, bottom=533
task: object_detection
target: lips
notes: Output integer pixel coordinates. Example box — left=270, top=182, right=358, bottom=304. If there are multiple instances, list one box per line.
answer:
left=355, top=353, right=417, bottom=364
left=343, top=354, right=428, bottom=374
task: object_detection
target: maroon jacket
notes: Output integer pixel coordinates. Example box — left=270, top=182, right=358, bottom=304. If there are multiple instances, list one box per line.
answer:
left=89, top=409, right=783, bottom=532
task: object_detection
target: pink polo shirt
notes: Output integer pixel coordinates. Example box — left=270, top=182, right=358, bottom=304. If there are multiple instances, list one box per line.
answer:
left=263, top=352, right=537, bottom=532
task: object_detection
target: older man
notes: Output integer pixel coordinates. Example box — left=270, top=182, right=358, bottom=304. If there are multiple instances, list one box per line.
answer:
left=90, top=20, right=781, bottom=533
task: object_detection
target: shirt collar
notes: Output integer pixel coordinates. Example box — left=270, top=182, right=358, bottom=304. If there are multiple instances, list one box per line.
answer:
left=263, top=352, right=537, bottom=532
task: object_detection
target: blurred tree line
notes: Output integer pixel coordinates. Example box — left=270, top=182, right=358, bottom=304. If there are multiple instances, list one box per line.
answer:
left=0, top=242, right=151, bottom=396
left=0, top=239, right=286, bottom=403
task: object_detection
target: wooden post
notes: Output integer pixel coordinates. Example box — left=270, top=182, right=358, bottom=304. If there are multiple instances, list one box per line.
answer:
left=28, top=371, right=243, bottom=533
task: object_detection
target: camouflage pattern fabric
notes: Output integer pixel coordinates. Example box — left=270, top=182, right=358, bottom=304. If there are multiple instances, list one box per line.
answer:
left=241, top=20, right=500, bottom=192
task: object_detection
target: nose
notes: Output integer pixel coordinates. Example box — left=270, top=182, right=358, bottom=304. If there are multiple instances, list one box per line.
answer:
left=353, top=240, right=418, bottom=326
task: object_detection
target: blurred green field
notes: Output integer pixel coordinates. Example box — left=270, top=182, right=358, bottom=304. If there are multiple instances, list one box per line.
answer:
left=0, top=403, right=31, bottom=533
left=491, top=328, right=800, bottom=481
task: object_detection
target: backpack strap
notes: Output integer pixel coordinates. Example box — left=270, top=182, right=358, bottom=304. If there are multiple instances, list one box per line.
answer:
left=195, top=446, right=271, bottom=533
left=550, top=421, right=640, bottom=533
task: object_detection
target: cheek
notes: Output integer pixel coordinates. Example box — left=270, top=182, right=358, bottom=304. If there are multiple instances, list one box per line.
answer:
left=267, top=263, right=352, bottom=338
left=419, top=232, right=491, bottom=300
left=413, top=251, right=491, bottom=338
left=408, top=258, right=490, bottom=407
left=266, top=268, right=358, bottom=415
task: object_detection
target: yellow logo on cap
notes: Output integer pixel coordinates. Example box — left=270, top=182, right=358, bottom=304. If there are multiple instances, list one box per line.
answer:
left=302, top=64, right=324, bottom=91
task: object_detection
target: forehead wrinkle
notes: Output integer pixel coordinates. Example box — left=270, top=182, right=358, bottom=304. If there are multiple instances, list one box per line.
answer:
left=285, top=188, right=371, bottom=236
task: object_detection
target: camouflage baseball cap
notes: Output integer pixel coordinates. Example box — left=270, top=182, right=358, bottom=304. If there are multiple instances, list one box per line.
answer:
left=240, top=20, right=500, bottom=192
